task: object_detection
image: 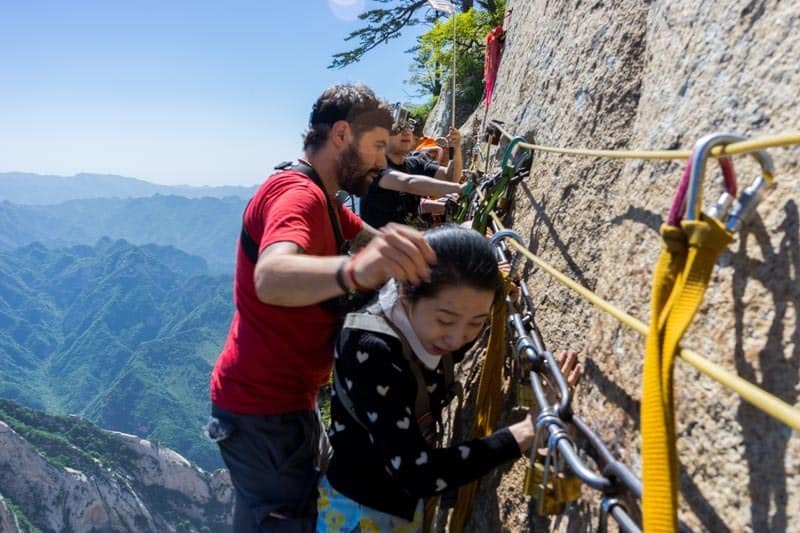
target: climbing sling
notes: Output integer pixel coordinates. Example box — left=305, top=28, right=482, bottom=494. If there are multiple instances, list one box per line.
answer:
left=642, top=132, right=776, bottom=531
left=642, top=217, right=733, bottom=532
left=449, top=278, right=511, bottom=532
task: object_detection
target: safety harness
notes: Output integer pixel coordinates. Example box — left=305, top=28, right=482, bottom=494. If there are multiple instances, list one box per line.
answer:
left=239, top=161, right=366, bottom=316
left=239, top=161, right=347, bottom=264
left=332, top=303, right=460, bottom=446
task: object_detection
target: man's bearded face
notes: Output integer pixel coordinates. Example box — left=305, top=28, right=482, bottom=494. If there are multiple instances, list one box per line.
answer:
left=337, top=134, right=384, bottom=197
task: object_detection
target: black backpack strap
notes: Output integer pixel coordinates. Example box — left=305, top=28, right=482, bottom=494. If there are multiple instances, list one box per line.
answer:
left=239, top=198, right=260, bottom=264
left=292, top=162, right=346, bottom=253
left=239, top=161, right=346, bottom=265
left=440, top=353, right=462, bottom=405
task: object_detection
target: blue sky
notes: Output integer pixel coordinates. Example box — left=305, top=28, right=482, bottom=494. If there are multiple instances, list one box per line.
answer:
left=0, top=1, right=429, bottom=186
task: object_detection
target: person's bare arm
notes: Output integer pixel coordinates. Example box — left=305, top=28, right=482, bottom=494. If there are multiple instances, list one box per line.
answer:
left=253, top=242, right=346, bottom=306
left=350, top=224, right=378, bottom=252
left=253, top=224, right=436, bottom=306
left=380, top=170, right=461, bottom=197
left=435, top=127, right=463, bottom=183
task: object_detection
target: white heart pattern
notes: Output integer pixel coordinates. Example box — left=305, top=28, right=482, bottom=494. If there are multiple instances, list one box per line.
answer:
left=426, top=383, right=437, bottom=393
left=415, top=451, right=428, bottom=465
left=459, top=446, right=470, bottom=460
left=376, top=385, right=390, bottom=396
left=396, top=417, right=410, bottom=429
left=356, top=351, right=369, bottom=363
left=334, top=421, right=346, bottom=432
left=435, top=478, right=447, bottom=492
left=367, top=411, right=378, bottom=423
left=346, top=378, right=353, bottom=390
left=391, top=456, right=402, bottom=470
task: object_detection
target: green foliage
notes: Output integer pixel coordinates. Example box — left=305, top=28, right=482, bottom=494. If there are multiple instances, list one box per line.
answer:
left=330, top=1, right=503, bottom=70
left=0, top=239, right=232, bottom=470
left=330, top=0, right=430, bottom=70
left=4, top=498, right=42, bottom=533
left=330, top=1, right=505, bottom=120
left=408, top=3, right=505, bottom=113
left=406, top=99, right=437, bottom=125
left=0, top=399, right=141, bottom=475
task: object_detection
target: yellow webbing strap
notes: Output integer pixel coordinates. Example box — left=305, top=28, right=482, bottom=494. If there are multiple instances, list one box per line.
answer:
left=449, top=281, right=510, bottom=532
left=641, top=225, right=685, bottom=531
left=642, top=217, right=733, bottom=531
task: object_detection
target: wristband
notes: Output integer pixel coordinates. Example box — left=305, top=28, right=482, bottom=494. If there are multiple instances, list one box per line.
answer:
left=345, top=255, right=370, bottom=292
left=335, top=259, right=353, bottom=294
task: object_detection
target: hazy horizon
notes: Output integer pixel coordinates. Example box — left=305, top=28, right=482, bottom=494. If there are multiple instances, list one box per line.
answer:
left=0, top=169, right=261, bottom=189
left=1, top=1, right=429, bottom=187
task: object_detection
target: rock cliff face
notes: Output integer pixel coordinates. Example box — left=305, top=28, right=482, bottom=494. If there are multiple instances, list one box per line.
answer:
left=0, top=495, right=22, bottom=533
left=0, top=404, right=232, bottom=532
left=435, top=1, right=800, bottom=531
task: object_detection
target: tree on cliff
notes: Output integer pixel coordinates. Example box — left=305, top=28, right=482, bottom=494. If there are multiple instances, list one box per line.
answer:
left=328, top=0, right=504, bottom=70
left=331, top=0, right=506, bottom=120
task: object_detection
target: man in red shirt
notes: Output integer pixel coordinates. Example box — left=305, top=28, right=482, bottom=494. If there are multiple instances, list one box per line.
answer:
left=209, top=84, right=436, bottom=532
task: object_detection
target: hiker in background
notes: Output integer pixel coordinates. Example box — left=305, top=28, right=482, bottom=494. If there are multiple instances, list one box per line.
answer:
left=359, top=105, right=464, bottom=229
left=208, top=83, right=437, bottom=532
left=411, top=122, right=449, bottom=166
left=319, top=225, right=582, bottom=531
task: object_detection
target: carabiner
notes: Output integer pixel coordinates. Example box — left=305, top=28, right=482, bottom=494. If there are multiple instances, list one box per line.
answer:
left=684, top=132, right=774, bottom=224
left=724, top=152, right=776, bottom=231
left=667, top=140, right=738, bottom=226
left=598, top=497, right=621, bottom=533
left=489, top=228, right=524, bottom=246
left=500, top=135, right=526, bottom=170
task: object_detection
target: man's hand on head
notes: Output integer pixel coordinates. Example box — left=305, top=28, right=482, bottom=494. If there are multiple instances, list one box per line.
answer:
left=348, top=223, right=436, bottom=289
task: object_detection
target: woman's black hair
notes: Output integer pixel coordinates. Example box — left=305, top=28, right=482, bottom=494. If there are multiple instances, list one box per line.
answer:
left=404, top=225, right=503, bottom=303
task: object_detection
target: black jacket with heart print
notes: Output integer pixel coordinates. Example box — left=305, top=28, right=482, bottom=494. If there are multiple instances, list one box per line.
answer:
left=325, top=327, right=522, bottom=521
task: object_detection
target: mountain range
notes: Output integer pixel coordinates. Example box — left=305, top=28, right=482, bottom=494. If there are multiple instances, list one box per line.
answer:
left=0, top=237, right=233, bottom=470
left=0, top=195, right=247, bottom=274
left=0, top=172, right=257, bottom=205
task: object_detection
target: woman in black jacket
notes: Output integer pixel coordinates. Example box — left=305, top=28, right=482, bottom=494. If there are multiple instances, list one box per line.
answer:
left=318, top=225, right=581, bottom=532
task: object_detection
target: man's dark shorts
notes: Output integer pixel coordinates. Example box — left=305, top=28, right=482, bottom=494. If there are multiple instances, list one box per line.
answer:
left=211, top=404, right=330, bottom=532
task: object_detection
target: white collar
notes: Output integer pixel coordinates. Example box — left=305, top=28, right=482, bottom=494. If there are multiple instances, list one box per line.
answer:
left=378, top=280, right=442, bottom=370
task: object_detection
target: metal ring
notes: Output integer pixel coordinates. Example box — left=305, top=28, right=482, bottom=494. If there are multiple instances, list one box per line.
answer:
left=685, top=132, right=775, bottom=221
left=500, top=136, right=526, bottom=169
left=489, top=228, right=524, bottom=246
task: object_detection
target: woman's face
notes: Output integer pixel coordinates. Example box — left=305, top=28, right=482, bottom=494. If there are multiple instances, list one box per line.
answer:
left=404, top=285, right=495, bottom=355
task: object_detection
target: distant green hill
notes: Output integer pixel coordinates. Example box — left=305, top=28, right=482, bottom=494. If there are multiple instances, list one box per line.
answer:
left=0, top=171, right=256, bottom=204
left=0, top=194, right=247, bottom=273
left=0, top=238, right=232, bottom=470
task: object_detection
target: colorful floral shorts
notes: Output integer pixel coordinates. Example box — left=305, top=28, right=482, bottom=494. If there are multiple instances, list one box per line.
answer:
left=316, top=475, right=423, bottom=532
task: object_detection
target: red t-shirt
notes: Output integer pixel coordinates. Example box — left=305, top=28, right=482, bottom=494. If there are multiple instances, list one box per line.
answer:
left=210, top=170, right=363, bottom=415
